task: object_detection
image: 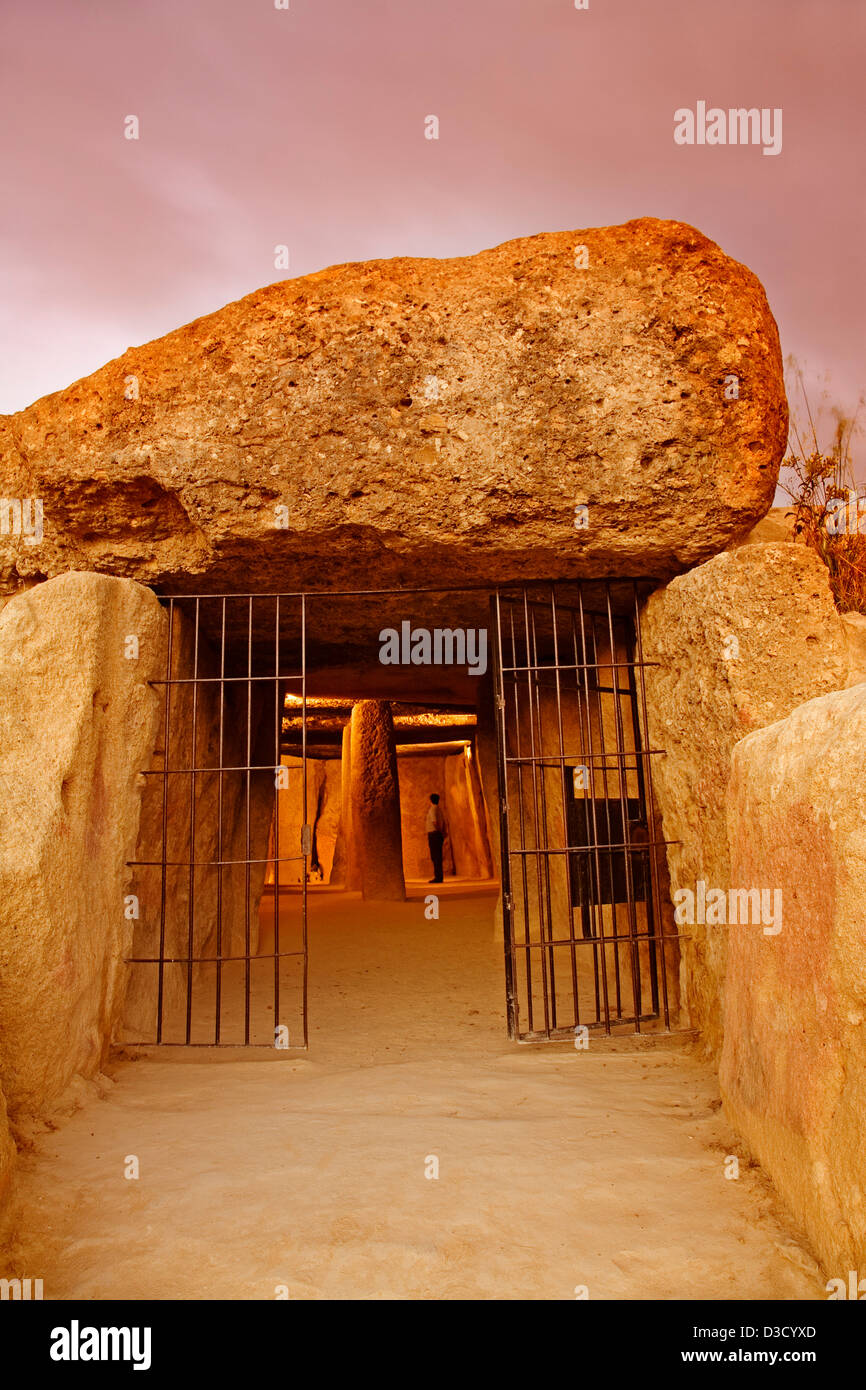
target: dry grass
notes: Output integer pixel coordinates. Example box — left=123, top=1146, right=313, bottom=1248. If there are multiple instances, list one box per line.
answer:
left=780, top=367, right=866, bottom=614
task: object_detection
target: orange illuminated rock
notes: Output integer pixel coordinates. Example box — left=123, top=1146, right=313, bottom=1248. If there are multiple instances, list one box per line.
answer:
left=0, top=219, right=786, bottom=594
left=721, top=682, right=866, bottom=1277
left=349, top=701, right=405, bottom=901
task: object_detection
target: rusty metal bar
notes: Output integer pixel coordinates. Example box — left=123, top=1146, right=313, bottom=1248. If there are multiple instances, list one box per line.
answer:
left=155, top=600, right=175, bottom=1045
left=631, top=580, right=672, bottom=1029
left=244, top=597, right=253, bottom=1045
left=215, top=597, right=226, bottom=1042
left=549, top=583, right=580, bottom=1028
left=576, top=589, right=613, bottom=1032
left=301, top=593, right=309, bottom=1050
left=185, top=597, right=201, bottom=1044
left=492, top=592, right=518, bottom=1039
left=274, top=595, right=281, bottom=1046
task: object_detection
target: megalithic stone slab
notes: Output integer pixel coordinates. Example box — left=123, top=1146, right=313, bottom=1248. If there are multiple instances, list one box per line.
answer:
left=349, top=701, right=406, bottom=901
left=0, top=218, right=786, bottom=594
left=721, top=682, right=866, bottom=1277
left=639, top=542, right=851, bottom=1057
left=0, top=572, right=166, bottom=1118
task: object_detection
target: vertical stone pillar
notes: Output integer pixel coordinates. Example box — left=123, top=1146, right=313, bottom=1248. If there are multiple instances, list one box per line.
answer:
left=640, top=544, right=850, bottom=1056
left=349, top=701, right=405, bottom=901
left=0, top=573, right=166, bottom=1118
left=333, top=722, right=361, bottom=890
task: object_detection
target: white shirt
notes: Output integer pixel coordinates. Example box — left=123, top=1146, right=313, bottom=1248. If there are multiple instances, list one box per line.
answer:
left=425, top=803, right=445, bottom=834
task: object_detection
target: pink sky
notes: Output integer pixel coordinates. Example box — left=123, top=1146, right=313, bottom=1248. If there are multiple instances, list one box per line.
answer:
left=1, top=0, right=863, bottom=473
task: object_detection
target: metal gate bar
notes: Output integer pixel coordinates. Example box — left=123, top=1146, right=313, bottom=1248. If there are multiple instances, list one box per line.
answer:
left=493, top=580, right=679, bottom=1041
left=125, top=593, right=309, bottom=1048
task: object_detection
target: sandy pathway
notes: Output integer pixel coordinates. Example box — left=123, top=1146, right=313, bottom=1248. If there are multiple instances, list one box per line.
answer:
left=7, top=883, right=822, bottom=1300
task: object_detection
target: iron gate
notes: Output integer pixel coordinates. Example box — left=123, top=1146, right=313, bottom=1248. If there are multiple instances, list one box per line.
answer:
left=492, top=581, right=677, bottom=1041
left=123, top=580, right=676, bottom=1050
left=125, top=593, right=309, bottom=1048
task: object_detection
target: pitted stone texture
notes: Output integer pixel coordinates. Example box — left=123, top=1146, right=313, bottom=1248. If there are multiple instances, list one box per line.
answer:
left=841, top=613, right=866, bottom=686
left=0, top=573, right=165, bottom=1118
left=1, top=219, right=786, bottom=593
left=333, top=724, right=361, bottom=890
left=720, top=684, right=866, bottom=1276
left=349, top=701, right=405, bottom=901
left=640, top=543, right=851, bottom=1056
left=0, top=1081, right=14, bottom=1218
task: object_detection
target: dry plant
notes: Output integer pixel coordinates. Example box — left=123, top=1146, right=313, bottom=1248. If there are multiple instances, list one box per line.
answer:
left=781, top=363, right=866, bottom=613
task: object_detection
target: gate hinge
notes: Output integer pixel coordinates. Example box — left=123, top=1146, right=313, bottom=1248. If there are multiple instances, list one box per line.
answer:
left=503, top=891, right=513, bottom=913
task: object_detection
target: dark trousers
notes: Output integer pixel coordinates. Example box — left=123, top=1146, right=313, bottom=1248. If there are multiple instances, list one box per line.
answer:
left=427, top=831, right=444, bottom=882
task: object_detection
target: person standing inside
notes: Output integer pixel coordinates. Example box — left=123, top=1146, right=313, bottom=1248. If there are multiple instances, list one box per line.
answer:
left=426, top=793, right=446, bottom=883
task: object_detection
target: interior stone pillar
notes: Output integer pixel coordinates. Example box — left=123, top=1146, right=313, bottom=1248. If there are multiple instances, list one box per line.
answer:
left=349, top=701, right=405, bottom=901
left=333, top=723, right=361, bottom=890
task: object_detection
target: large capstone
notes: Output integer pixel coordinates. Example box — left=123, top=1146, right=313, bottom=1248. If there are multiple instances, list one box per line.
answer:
left=0, top=219, right=787, bottom=594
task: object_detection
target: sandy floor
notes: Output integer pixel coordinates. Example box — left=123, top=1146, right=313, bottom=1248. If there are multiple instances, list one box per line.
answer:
left=7, top=882, right=823, bottom=1300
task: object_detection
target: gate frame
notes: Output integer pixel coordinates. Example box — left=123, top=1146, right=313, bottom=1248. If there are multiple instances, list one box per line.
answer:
left=125, top=591, right=310, bottom=1049
left=491, top=580, right=680, bottom=1042
left=123, top=579, right=679, bottom=1050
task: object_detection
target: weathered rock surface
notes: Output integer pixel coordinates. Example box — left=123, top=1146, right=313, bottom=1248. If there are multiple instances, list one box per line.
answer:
left=841, top=612, right=866, bottom=686
left=0, top=1082, right=14, bottom=1218
left=720, top=683, right=866, bottom=1276
left=0, top=219, right=786, bottom=593
left=349, top=702, right=405, bottom=901
left=0, top=573, right=164, bottom=1118
left=640, top=543, right=852, bottom=1056
left=730, top=505, right=796, bottom=547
